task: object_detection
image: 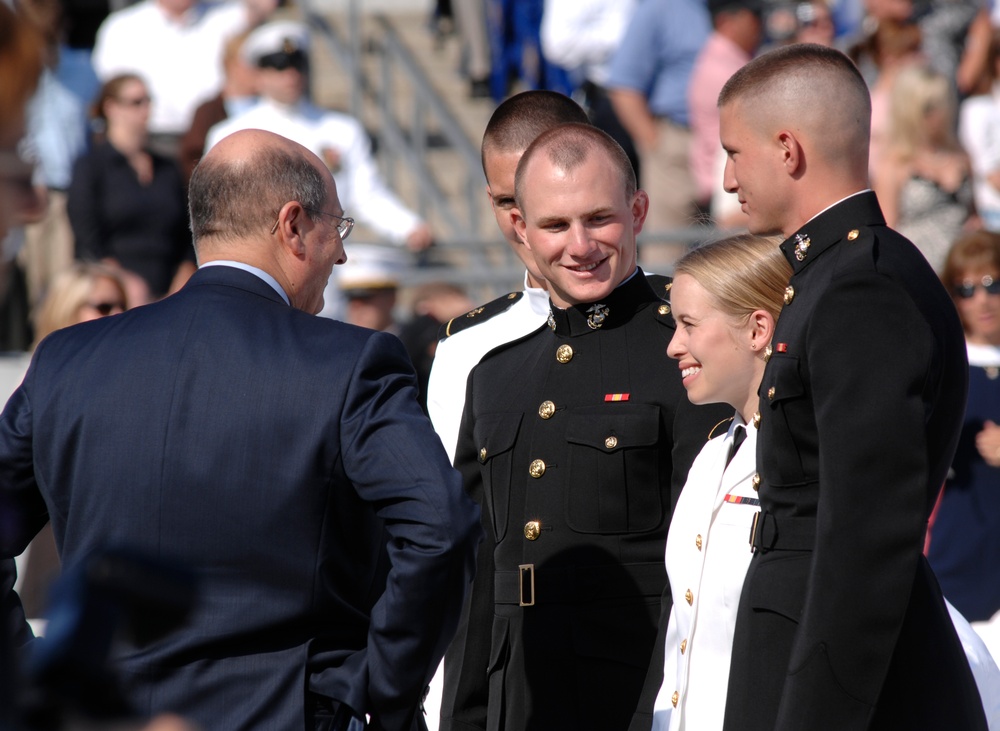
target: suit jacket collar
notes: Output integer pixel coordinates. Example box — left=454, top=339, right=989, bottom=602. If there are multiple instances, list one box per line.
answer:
left=781, top=191, right=885, bottom=275
left=184, top=265, right=289, bottom=306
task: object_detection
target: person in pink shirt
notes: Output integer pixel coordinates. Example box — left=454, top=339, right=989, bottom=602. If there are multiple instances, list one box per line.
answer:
left=687, top=0, right=763, bottom=228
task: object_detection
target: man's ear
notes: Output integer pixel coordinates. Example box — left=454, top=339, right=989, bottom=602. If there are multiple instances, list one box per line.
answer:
left=273, top=201, right=309, bottom=257
left=631, top=189, right=650, bottom=235
left=512, top=207, right=529, bottom=249
left=777, top=130, right=804, bottom=178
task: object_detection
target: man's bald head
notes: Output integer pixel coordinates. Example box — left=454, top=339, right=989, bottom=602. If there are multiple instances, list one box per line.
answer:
left=718, top=44, right=871, bottom=177
left=189, top=129, right=329, bottom=248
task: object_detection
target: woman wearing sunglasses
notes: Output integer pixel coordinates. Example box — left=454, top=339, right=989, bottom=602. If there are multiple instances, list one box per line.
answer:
left=927, top=230, right=1000, bottom=657
left=68, top=74, right=196, bottom=307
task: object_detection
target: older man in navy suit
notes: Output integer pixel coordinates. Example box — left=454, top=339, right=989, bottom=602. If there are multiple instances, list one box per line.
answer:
left=0, top=129, right=481, bottom=731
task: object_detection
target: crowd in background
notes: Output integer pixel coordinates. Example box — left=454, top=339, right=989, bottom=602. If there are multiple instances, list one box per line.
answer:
left=3, top=0, right=1000, bottom=675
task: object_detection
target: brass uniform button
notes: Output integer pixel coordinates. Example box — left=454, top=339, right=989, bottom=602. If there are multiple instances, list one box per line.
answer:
left=524, top=521, right=541, bottom=540
left=763, top=343, right=773, bottom=362
left=768, top=386, right=776, bottom=400
left=680, top=639, right=687, bottom=654
left=685, top=589, right=693, bottom=605
left=752, top=473, right=761, bottom=491
left=847, top=229, right=860, bottom=241
left=556, top=344, right=574, bottom=363
left=538, top=400, right=556, bottom=419
left=658, top=304, right=671, bottom=316
left=479, top=447, right=487, bottom=463
left=529, top=459, right=546, bottom=478
left=695, top=534, right=703, bottom=550
left=752, top=411, right=761, bottom=428
left=784, top=285, right=795, bottom=305
left=671, top=691, right=679, bottom=708
left=605, top=435, right=618, bottom=449
left=508, top=292, right=518, bottom=299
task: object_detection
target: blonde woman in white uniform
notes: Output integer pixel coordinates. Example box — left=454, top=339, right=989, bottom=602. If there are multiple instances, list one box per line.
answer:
left=651, top=234, right=1000, bottom=730
left=652, top=234, right=789, bottom=731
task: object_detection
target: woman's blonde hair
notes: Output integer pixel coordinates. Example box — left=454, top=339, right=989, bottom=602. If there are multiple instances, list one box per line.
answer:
left=34, top=263, right=127, bottom=346
left=888, top=63, right=959, bottom=159
left=674, top=234, right=791, bottom=325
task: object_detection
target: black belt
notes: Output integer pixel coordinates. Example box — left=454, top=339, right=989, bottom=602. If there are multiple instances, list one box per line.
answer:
left=494, top=562, right=665, bottom=607
left=750, top=511, right=816, bottom=553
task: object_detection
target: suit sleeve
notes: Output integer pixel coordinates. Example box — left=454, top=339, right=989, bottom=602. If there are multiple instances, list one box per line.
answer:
left=439, top=365, right=494, bottom=731
left=0, top=365, right=50, bottom=651
left=773, top=272, right=935, bottom=728
left=339, top=331, right=482, bottom=731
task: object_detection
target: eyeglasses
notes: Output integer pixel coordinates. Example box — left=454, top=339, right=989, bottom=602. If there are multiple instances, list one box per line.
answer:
left=269, top=208, right=354, bottom=241
left=114, top=95, right=152, bottom=108
left=953, top=275, right=1000, bottom=299
left=85, top=301, right=126, bottom=315
left=258, top=50, right=308, bottom=72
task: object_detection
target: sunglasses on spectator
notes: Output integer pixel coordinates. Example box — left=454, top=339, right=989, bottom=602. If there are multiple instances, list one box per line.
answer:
left=115, top=95, right=152, bottom=108
left=953, top=275, right=1000, bottom=299
left=258, top=50, right=308, bottom=72
left=85, top=301, right=126, bottom=315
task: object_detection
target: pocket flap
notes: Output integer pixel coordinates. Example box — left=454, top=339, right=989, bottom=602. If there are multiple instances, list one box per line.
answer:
left=761, top=354, right=805, bottom=407
left=564, top=403, right=660, bottom=452
left=473, top=412, right=523, bottom=462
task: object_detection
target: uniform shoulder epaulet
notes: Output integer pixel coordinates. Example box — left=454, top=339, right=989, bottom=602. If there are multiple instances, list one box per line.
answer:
left=645, top=274, right=673, bottom=302
left=707, top=416, right=734, bottom=441
left=438, top=291, right=524, bottom=340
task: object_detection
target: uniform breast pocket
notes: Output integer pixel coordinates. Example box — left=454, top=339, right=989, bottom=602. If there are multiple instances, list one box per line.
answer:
left=760, top=354, right=811, bottom=487
left=564, top=404, right=664, bottom=534
left=474, top=412, right=522, bottom=541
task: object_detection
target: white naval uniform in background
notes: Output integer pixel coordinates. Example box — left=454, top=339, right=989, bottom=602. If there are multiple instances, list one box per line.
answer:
left=205, top=98, right=422, bottom=243
left=653, top=414, right=757, bottom=731
left=426, top=274, right=549, bottom=462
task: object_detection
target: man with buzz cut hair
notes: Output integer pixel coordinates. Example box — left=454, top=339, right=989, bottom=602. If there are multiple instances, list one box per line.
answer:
left=426, top=90, right=589, bottom=465
left=717, top=43, right=987, bottom=731
left=441, top=122, right=728, bottom=731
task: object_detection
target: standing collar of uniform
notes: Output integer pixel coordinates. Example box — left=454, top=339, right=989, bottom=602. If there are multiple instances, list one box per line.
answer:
left=199, top=260, right=290, bottom=305
left=546, top=267, right=653, bottom=337
left=779, top=190, right=885, bottom=274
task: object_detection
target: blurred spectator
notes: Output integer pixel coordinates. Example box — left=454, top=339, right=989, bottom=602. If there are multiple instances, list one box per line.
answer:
left=453, top=0, right=492, bottom=98
left=396, top=281, right=473, bottom=413
left=763, top=0, right=836, bottom=47
left=68, top=74, right=196, bottom=306
left=927, top=230, right=1000, bottom=661
left=206, top=21, right=434, bottom=253
left=846, top=5, right=923, bottom=178
left=873, top=63, right=972, bottom=272
left=688, top=0, right=763, bottom=229
left=178, top=29, right=258, bottom=183
left=606, top=0, right=711, bottom=268
left=338, top=244, right=406, bottom=333
left=540, top=0, right=640, bottom=180
left=91, top=0, right=275, bottom=159
left=959, top=27, right=1000, bottom=232
left=918, top=0, right=978, bottom=87
left=17, top=263, right=128, bottom=626
left=484, top=0, right=573, bottom=101
left=956, top=6, right=993, bottom=97
left=18, top=0, right=89, bottom=312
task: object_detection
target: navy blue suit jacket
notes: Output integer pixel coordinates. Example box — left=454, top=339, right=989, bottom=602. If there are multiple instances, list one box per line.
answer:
left=0, top=266, right=481, bottom=731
